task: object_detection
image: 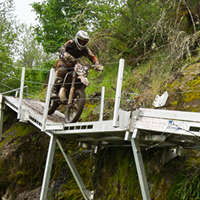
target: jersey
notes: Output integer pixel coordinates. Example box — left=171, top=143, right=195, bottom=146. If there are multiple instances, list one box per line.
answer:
left=60, top=39, right=98, bottom=64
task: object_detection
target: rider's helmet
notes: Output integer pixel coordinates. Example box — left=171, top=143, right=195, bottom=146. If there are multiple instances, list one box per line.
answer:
left=75, top=30, right=89, bottom=50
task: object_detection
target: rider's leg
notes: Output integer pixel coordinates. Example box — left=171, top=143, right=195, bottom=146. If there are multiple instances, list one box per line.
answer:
left=51, top=60, right=68, bottom=99
left=50, top=76, right=63, bottom=99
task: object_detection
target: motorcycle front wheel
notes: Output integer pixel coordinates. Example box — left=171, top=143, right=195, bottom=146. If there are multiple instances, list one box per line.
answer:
left=48, top=99, right=59, bottom=115
left=65, top=89, right=85, bottom=123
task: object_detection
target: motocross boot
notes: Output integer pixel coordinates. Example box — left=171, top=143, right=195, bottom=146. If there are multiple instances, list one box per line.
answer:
left=50, top=77, right=63, bottom=99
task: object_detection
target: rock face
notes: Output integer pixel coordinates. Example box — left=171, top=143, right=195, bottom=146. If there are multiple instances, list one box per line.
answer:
left=15, top=188, right=41, bottom=200
left=165, top=62, right=200, bottom=112
left=0, top=107, right=49, bottom=200
left=0, top=107, right=92, bottom=200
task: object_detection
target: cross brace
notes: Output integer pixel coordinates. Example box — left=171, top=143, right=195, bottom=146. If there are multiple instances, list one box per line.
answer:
left=40, top=134, right=93, bottom=200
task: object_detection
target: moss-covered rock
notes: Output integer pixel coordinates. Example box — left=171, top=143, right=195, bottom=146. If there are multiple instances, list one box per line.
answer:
left=0, top=107, right=49, bottom=199
left=163, top=62, right=200, bottom=111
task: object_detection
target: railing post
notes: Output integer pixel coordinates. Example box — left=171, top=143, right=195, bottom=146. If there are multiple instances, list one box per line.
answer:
left=0, top=94, right=5, bottom=141
left=41, top=68, right=55, bottom=132
left=99, top=86, right=105, bottom=121
left=17, top=67, right=25, bottom=119
left=113, top=59, right=125, bottom=127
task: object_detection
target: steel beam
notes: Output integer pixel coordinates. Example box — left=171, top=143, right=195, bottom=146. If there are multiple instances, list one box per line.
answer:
left=40, top=134, right=57, bottom=200
left=2, top=85, right=28, bottom=96
left=113, top=59, right=125, bottom=127
left=17, top=67, right=25, bottom=119
left=131, top=129, right=151, bottom=200
left=57, top=139, right=94, bottom=200
left=99, top=86, right=105, bottom=121
left=42, top=68, right=55, bottom=132
left=0, top=94, right=5, bottom=141
left=160, top=146, right=183, bottom=165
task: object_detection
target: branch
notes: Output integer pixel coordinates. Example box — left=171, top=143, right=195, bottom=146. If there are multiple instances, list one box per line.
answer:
left=184, top=0, right=196, bottom=34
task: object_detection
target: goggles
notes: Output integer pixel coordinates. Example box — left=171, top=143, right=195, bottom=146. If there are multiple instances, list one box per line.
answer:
left=78, top=38, right=89, bottom=46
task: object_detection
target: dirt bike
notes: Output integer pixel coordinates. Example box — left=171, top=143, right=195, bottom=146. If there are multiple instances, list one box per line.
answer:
left=48, top=63, right=103, bottom=123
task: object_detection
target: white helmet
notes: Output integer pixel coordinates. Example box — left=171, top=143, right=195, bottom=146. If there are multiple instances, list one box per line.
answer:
left=75, top=30, right=89, bottom=50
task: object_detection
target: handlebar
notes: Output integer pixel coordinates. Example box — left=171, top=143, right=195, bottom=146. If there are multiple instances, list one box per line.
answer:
left=62, top=52, right=103, bottom=72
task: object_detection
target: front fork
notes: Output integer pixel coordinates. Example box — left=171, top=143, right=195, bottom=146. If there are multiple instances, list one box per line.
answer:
left=68, top=72, right=76, bottom=105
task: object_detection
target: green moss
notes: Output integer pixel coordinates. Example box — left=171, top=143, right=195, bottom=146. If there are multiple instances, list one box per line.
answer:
left=184, top=77, right=200, bottom=103
left=12, top=123, right=38, bottom=138
left=0, top=134, right=12, bottom=150
left=0, top=109, right=49, bottom=199
left=91, top=147, right=143, bottom=199
left=172, top=100, right=178, bottom=106
left=166, top=174, right=184, bottom=200
left=0, top=166, right=6, bottom=177
left=57, top=180, right=83, bottom=200
left=15, top=171, right=28, bottom=186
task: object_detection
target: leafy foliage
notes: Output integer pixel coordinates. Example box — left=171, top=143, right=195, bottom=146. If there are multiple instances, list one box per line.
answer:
left=2, top=0, right=200, bottom=199
left=0, top=0, right=18, bottom=92
left=14, top=24, right=58, bottom=96
left=31, top=0, right=123, bottom=53
left=32, top=0, right=88, bottom=53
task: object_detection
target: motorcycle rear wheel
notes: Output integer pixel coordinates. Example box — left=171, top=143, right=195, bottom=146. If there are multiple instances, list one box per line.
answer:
left=65, top=89, right=85, bottom=123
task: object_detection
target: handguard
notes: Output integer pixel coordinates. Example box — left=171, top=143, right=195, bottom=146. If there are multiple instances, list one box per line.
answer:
left=94, top=64, right=103, bottom=72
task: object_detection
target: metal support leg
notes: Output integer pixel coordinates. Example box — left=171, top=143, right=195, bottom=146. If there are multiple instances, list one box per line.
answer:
left=113, top=58, right=125, bottom=127
left=40, top=134, right=57, bottom=200
left=0, top=94, right=5, bottom=141
left=131, top=129, right=151, bottom=200
left=57, top=139, right=94, bottom=200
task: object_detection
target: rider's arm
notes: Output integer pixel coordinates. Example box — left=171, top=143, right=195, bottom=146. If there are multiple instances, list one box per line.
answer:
left=59, top=40, right=74, bottom=55
left=84, top=47, right=99, bottom=65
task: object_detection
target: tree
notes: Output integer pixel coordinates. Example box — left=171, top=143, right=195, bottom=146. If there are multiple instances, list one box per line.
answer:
left=14, top=23, right=58, bottom=95
left=32, top=0, right=86, bottom=53
left=101, top=0, right=200, bottom=62
left=31, top=0, right=200, bottom=66
left=31, top=0, right=123, bottom=53
left=0, top=0, right=18, bottom=93
left=15, top=23, right=57, bottom=69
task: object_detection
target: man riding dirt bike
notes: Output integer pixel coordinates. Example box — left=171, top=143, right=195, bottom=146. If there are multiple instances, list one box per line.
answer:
left=48, top=30, right=103, bottom=122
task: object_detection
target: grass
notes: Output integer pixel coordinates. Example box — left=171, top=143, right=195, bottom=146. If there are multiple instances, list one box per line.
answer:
left=81, top=62, right=119, bottom=121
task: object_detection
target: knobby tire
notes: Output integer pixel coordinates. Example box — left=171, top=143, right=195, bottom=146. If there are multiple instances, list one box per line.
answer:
left=65, top=89, right=85, bottom=123
left=48, top=100, right=59, bottom=115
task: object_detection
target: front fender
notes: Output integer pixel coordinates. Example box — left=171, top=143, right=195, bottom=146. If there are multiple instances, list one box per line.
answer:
left=77, top=76, right=90, bottom=87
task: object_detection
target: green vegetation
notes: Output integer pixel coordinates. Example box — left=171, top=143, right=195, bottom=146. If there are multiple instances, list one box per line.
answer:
left=1, top=0, right=200, bottom=199
left=0, top=109, right=49, bottom=199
